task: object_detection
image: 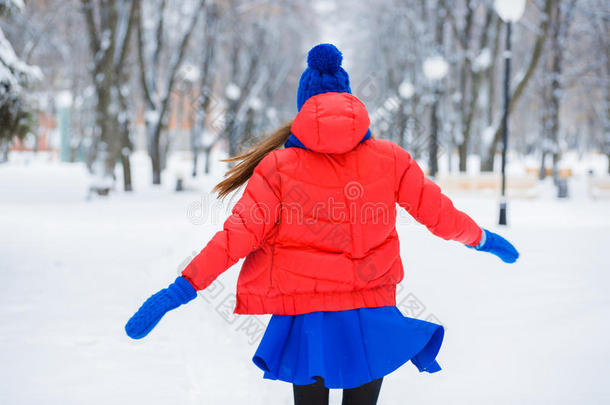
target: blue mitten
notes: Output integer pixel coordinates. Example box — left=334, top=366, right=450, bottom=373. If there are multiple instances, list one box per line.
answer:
left=468, top=229, right=519, bottom=263
left=125, top=276, right=197, bottom=339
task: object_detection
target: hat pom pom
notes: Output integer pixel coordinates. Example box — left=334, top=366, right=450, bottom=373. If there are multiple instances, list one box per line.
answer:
left=307, top=44, right=342, bottom=74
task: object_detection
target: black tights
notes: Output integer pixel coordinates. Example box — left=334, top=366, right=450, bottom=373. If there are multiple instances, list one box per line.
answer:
left=293, top=376, right=383, bottom=405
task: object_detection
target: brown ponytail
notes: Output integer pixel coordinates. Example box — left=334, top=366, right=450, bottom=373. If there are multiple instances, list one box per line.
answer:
left=213, top=121, right=293, bottom=198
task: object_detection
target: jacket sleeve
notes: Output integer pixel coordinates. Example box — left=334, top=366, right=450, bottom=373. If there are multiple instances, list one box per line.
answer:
left=393, top=143, right=482, bottom=247
left=181, top=152, right=282, bottom=290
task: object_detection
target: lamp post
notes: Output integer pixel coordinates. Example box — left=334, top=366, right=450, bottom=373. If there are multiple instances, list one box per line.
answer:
left=179, top=63, right=200, bottom=177
left=423, top=56, right=448, bottom=178
left=494, top=0, right=525, bottom=225
left=56, top=91, right=73, bottom=163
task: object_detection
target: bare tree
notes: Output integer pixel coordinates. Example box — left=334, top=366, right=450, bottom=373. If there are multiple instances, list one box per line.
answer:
left=441, top=0, right=499, bottom=172
left=220, top=14, right=269, bottom=159
left=80, top=0, right=138, bottom=190
left=191, top=1, right=219, bottom=176
left=539, top=0, right=576, bottom=182
left=480, top=0, right=556, bottom=172
left=136, top=0, right=205, bottom=184
left=428, top=5, right=445, bottom=177
left=582, top=0, right=610, bottom=172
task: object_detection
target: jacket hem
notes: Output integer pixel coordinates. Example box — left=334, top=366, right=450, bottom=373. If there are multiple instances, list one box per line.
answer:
left=233, top=284, right=397, bottom=315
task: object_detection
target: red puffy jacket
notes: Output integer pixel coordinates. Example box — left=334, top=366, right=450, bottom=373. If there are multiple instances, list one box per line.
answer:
left=182, top=92, right=482, bottom=315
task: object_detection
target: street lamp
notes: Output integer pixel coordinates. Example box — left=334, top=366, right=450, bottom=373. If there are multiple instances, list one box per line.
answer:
left=423, top=55, right=448, bottom=178
left=56, top=91, right=73, bottom=163
left=494, top=0, right=526, bottom=225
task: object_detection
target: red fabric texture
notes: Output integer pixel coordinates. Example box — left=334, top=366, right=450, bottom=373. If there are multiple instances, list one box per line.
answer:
left=182, top=92, right=482, bottom=315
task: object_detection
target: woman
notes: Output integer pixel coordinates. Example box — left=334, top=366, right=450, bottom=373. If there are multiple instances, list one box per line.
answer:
left=125, top=44, right=519, bottom=405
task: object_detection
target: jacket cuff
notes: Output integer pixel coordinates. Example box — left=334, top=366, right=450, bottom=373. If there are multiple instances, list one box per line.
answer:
left=167, top=276, right=197, bottom=304
left=474, top=229, right=486, bottom=249
left=467, top=228, right=485, bottom=248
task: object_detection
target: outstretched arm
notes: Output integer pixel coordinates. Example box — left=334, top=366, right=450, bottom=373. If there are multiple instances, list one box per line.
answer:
left=392, top=143, right=519, bottom=263
left=182, top=152, right=282, bottom=290
left=393, top=143, right=482, bottom=247
left=125, top=153, right=281, bottom=339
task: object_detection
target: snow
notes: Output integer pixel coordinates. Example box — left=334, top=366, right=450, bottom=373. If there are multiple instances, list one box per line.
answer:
left=200, top=130, right=216, bottom=147
left=482, top=126, right=495, bottom=146
left=265, top=107, right=277, bottom=120
left=0, top=153, right=609, bottom=404
left=0, top=59, right=14, bottom=87
left=145, top=109, right=160, bottom=125
left=423, top=56, right=449, bottom=81
left=225, top=83, right=241, bottom=101
left=249, top=97, right=262, bottom=111
left=398, top=81, right=414, bottom=100
left=0, top=28, right=43, bottom=85
left=100, top=29, right=112, bottom=52
left=313, top=0, right=337, bottom=14
left=179, top=63, right=200, bottom=83
left=473, top=48, right=492, bottom=72
left=0, top=0, right=24, bottom=15
left=5, top=0, right=24, bottom=12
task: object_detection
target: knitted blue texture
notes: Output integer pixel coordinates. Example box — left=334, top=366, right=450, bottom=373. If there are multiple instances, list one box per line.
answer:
left=468, top=229, right=519, bottom=263
left=297, top=44, right=351, bottom=111
left=285, top=128, right=371, bottom=150
left=125, top=276, right=197, bottom=339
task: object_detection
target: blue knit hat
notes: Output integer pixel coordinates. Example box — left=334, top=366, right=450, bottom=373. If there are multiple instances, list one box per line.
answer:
left=296, top=44, right=351, bottom=111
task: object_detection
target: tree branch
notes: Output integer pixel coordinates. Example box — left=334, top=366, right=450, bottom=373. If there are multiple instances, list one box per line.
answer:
left=439, top=0, right=466, bottom=48
left=136, top=1, right=154, bottom=109
left=114, top=0, right=139, bottom=70
left=484, top=0, right=556, bottom=165
left=80, top=0, right=101, bottom=71
left=154, top=0, right=206, bottom=139
left=151, top=0, right=167, bottom=87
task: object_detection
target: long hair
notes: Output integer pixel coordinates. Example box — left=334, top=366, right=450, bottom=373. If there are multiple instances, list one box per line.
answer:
left=213, top=121, right=292, bottom=198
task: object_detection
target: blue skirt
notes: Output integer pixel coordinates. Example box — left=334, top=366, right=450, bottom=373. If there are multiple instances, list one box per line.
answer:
left=252, top=305, right=444, bottom=389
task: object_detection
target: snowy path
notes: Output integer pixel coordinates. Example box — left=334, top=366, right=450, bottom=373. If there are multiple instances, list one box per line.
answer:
left=1, top=156, right=609, bottom=404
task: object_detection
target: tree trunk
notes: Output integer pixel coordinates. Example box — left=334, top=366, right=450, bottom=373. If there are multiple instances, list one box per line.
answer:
left=458, top=4, right=495, bottom=172
left=539, top=151, right=547, bottom=180
left=227, top=116, right=239, bottom=158
left=119, top=118, right=133, bottom=191
left=429, top=6, right=444, bottom=176
left=549, top=3, right=562, bottom=184
left=190, top=89, right=201, bottom=178
left=192, top=148, right=199, bottom=177
left=481, top=144, right=497, bottom=171
left=429, top=99, right=439, bottom=177
left=0, top=139, right=8, bottom=163
left=396, top=99, right=408, bottom=148
left=480, top=0, right=555, bottom=172
left=81, top=0, right=138, bottom=191
left=136, top=0, right=204, bottom=185
left=192, top=2, right=219, bottom=177
left=539, top=44, right=552, bottom=180
left=203, top=146, right=212, bottom=175
left=458, top=141, right=468, bottom=172
left=121, top=153, right=133, bottom=191
left=151, top=139, right=162, bottom=185
left=541, top=0, right=575, bottom=183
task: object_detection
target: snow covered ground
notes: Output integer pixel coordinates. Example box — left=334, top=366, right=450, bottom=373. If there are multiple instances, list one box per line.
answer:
left=1, top=152, right=609, bottom=405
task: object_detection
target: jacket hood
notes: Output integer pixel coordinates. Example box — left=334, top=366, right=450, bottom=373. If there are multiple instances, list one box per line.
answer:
left=290, top=92, right=370, bottom=154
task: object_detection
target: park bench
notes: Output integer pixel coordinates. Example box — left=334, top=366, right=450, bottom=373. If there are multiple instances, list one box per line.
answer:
left=588, top=177, right=610, bottom=199
left=87, top=177, right=112, bottom=199
left=524, top=167, right=573, bottom=179
left=435, top=173, right=538, bottom=199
